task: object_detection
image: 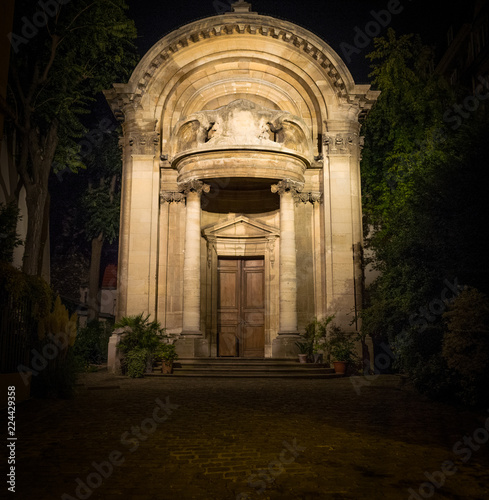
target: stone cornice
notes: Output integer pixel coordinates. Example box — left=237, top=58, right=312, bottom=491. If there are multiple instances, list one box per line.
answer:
left=105, top=15, right=378, bottom=117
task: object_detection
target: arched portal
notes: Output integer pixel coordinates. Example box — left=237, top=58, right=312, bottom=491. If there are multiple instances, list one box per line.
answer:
left=104, top=1, right=379, bottom=359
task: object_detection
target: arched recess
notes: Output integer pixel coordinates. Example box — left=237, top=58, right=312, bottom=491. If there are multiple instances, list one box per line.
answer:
left=105, top=10, right=379, bottom=153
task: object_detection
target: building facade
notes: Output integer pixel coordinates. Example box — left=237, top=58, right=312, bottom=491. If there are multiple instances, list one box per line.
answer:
left=105, top=1, right=379, bottom=360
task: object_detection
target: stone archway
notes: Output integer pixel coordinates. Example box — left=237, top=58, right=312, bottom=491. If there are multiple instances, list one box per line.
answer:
left=104, top=1, right=379, bottom=362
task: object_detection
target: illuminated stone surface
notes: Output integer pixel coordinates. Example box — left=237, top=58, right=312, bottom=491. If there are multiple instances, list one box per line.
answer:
left=104, top=2, right=380, bottom=361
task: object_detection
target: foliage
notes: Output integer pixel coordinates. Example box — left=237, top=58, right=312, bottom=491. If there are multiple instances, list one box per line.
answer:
left=32, top=295, right=80, bottom=398
left=74, top=320, right=113, bottom=368
left=294, top=341, right=313, bottom=356
left=125, top=348, right=150, bottom=378
left=115, top=314, right=167, bottom=377
left=360, top=29, right=489, bottom=405
left=323, top=324, right=357, bottom=363
left=0, top=262, right=52, bottom=321
left=81, top=125, right=122, bottom=244
left=115, top=314, right=166, bottom=354
left=0, top=202, right=23, bottom=263
left=304, top=315, right=335, bottom=353
left=3, top=0, right=138, bottom=274
left=154, top=343, right=179, bottom=363
left=38, top=295, right=78, bottom=345
left=441, top=289, right=489, bottom=406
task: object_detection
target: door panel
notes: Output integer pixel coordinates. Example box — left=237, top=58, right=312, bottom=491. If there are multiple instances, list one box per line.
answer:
left=218, top=257, right=265, bottom=357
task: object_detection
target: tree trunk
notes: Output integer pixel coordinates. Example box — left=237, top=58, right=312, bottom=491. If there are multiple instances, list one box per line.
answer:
left=21, top=121, right=58, bottom=276
left=22, top=185, right=49, bottom=276
left=87, top=232, right=104, bottom=322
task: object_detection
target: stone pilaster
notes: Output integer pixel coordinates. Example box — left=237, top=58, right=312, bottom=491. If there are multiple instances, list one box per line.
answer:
left=271, top=179, right=303, bottom=357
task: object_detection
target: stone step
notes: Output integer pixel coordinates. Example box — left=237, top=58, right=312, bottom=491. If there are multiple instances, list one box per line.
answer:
left=148, top=358, right=342, bottom=378
left=147, top=371, right=342, bottom=379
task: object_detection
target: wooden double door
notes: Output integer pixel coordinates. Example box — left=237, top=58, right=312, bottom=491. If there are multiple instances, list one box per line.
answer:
left=218, top=257, right=265, bottom=357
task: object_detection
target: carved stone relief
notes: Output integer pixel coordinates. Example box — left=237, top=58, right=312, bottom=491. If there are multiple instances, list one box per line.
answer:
left=170, top=99, right=312, bottom=160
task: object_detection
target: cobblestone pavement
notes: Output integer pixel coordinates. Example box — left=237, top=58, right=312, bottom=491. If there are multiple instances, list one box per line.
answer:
left=3, top=371, right=489, bottom=500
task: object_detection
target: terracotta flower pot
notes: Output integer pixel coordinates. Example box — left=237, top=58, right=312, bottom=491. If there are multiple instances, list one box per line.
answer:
left=298, top=354, right=308, bottom=364
left=161, top=361, right=173, bottom=374
left=333, top=361, right=347, bottom=375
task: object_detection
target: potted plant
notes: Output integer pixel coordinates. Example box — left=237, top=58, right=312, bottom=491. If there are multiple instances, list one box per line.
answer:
left=115, top=313, right=166, bottom=378
left=154, top=342, right=179, bottom=374
left=304, top=315, right=335, bottom=364
left=295, top=341, right=312, bottom=363
left=324, top=323, right=357, bottom=375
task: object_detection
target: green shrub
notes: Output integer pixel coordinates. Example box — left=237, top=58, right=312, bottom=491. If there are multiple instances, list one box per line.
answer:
left=115, top=313, right=167, bottom=377
left=393, top=325, right=457, bottom=402
left=0, top=202, right=23, bottom=263
left=324, top=324, right=357, bottom=363
left=74, top=320, right=113, bottom=368
left=126, top=348, right=149, bottom=378
left=116, top=313, right=165, bottom=354
left=442, top=288, right=489, bottom=406
left=304, top=315, right=335, bottom=354
left=30, top=296, right=80, bottom=399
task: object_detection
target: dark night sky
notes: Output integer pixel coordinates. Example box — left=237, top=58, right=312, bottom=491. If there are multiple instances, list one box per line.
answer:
left=125, top=0, right=468, bottom=83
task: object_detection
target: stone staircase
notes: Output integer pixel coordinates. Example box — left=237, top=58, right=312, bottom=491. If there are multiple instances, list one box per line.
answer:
left=148, top=358, right=342, bottom=379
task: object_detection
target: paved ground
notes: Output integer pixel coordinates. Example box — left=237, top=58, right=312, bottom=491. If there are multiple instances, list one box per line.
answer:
left=3, top=370, right=489, bottom=500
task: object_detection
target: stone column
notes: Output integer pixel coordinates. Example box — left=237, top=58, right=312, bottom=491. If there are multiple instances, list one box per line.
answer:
left=176, top=180, right=210, bottom=357
left=271, top=179, right=303, bottom=357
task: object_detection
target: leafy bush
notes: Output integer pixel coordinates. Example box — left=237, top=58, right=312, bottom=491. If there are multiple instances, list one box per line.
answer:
left=0, top=202, right=23, bottom=263
left=115, top=313, right=167, bottom=377
left=442, top=288, right=489, bottom=406
left=74, top=320, right=113, bottom=368
left=125, top=348, right=149, bottom=378
left=393, top=325, right=456, bottom=402
left=116, top=313, right=165, bottom=354
left=31, top=296, right=80, bottom=398
left=304, top=315, right=335, bottom=354
left=154, top=343, right=178, bottom=363
left=324, top=324, right=357, bottom=363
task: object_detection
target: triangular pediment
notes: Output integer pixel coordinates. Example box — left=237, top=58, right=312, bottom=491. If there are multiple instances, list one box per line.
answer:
left=203, top=215, right=279, bottom=239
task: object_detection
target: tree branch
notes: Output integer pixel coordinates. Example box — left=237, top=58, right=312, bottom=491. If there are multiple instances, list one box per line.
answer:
left=40, top=34, right=61, bottom=84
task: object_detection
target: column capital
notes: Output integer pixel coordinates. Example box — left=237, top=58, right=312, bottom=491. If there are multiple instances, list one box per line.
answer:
left=160, top=191, right=186, bottom=203
left=323, top=132, right=362, bottom=155
left=295, top=191, right=322, bottom=204
left=178, top=179, right=211, bottom=196
left=271, top=179, right=304, bottom=196
left=128, top=131, right=159, bottom=155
